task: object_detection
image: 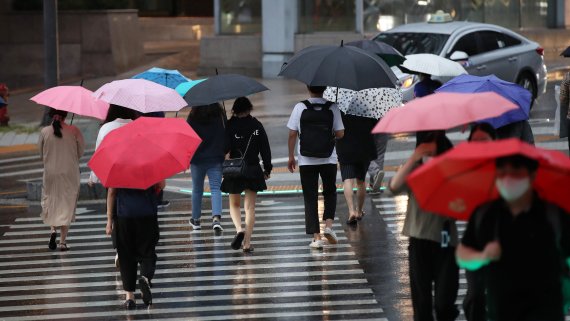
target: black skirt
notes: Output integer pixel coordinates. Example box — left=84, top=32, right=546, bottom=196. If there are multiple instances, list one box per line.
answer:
left=221, top=164, right=267, bottom=194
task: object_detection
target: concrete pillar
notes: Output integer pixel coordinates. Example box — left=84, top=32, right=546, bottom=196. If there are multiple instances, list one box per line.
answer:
left=355, top=0, right=363, bottom=33
left=213, top=0, right=221, bottom=34
left=261, top=0, right=297, bottom=78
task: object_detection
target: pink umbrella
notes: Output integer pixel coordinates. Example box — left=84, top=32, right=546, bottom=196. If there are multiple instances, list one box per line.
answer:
left=30, top=86, right=110, bottom=120
left=93, top=79, right=187, bottom=113
left=372, top=92, right=518, bottom=134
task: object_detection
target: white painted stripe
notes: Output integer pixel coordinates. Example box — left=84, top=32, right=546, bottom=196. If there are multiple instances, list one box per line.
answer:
left=0, top=244, right=353, bottom=267
left=0, top=268, right=364, bottom=293
left=0, top=288, right=374, bottom=312
left=0, top=260, right=361, bottom=283
left=0, top=302, right=384, bottom=321
left=0, top=278, right=368, bottom=302
left=373, top=208, right=405, bottom=215
left=0, top=235, right=349, bottom=254
left=152, top=309, right=386, bottom=321
left=0, top=224, right=346, bottom=245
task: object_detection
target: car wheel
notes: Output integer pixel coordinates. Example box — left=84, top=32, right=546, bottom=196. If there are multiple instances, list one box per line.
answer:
left=516, top=72, right=537, bottom=109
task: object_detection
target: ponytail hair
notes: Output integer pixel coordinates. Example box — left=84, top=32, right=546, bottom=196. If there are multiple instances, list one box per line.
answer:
left=48, top=109, right=68, bottom=138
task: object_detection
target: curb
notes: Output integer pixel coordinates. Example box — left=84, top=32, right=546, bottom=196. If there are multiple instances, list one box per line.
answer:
left=0, top=144, right=37, bottom=155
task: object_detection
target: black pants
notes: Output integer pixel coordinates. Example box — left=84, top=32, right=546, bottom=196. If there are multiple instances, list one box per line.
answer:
left=463, top=270, right=486, bottom=321
left=408, top=237, right=459, bottom=321
left=299, top=164, right=337, bottom=234
left=116, top=215, right=160, bottom=292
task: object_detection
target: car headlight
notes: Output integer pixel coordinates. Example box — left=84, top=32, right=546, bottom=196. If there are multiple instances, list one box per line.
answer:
left=400, top=75, right=416, bottom=89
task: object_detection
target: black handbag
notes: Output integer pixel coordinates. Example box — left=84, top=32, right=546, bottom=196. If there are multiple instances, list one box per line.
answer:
left=222, top=134, right=253, bottom=178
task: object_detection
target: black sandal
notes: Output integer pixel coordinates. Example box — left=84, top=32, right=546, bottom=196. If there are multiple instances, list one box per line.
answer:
left=357, top=210, right=366, bottom=221
left=59, top=243, right=69, bottom=252
left=346, top=216, right=358, bottom=225
left=231, top=232, right=245, bottom=250
left=48, top=231, right=57, bottom=250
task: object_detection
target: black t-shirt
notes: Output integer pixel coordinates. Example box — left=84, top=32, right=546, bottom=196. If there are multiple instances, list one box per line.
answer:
left=462, top=195, right=570, bottom=321
left=225, top=115, right=272, bottom=175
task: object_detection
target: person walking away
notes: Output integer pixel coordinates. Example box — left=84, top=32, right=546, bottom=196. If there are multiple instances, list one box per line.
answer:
left=457, top=155, right=570, bottom=321
left=38, top=109, right=85, bottom=251
left=187, top=102, right=226, bottom=231
left=559, top=70, right=570, bottom=151
left=106, top=181, right=164, bottom=309
left=287, top=85, right=345, bottom=249
left=413, top=74, right=442, bottom=145
left=0, top=83, right=10, bottom=126
left=143, top=111, right=170, bottom=209
left=496, top=120, right=534, bottom=145
left=222, top=97, right=272, bottom=253
left=367, top=132, right=388, bottom=193
left=462, top=122, right=496, bottom=321
left=337, top=111, right=377, bottom=224
left=389, top=131, right=459, bottom=321
left=89, top=104, right=138, bottom=267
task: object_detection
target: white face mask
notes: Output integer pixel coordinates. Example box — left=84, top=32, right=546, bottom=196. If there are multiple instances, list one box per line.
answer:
left=495, top=177, right=531, bottom=201
left=422, top=156, right=433, bottom=164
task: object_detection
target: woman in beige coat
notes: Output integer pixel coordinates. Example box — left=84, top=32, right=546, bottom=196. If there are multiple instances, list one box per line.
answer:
left=38, top=109, right=85, bottom=251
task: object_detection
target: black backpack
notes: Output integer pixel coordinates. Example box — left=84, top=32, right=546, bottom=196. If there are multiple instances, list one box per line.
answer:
left=299, top=100, right=335, bottom=158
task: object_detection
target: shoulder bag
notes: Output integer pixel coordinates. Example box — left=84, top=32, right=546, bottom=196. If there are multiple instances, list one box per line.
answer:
left=222, top=133, right=253, bottom=179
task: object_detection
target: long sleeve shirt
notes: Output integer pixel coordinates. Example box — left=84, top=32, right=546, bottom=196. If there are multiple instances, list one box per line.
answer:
left=225, top=115, right=272, bottom=175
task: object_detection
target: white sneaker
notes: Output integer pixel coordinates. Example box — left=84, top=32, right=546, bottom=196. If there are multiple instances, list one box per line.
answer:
left=323, top=227, right=338, bottom=244
left=372, top=170, right=385, bottom=191
left=309, top=239, right=324, bottom=249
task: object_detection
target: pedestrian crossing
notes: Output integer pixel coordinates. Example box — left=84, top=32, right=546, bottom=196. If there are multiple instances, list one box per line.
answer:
left=0, top=202, right=388, bottom=320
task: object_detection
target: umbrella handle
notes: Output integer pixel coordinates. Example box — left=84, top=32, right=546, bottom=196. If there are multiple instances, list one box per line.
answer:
left=70, top=113, right=75, bottom=125
left=335, top=87, right=339, bottom=103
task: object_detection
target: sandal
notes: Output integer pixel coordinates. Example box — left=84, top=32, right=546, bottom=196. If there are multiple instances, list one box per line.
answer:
left=346, top=216, right=358, bottom=225
left=231, top=231, right=245, bottom=250
left=59, top=243, right=69, bottom=251
left=243, top=247, right=254, bottom=253
left=48, top=231, right=57, bottom=250
left=357, top=210, right=366, bottom=221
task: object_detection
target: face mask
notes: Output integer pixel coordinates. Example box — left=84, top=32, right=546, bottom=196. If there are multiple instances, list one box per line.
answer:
left=422, top=156, right=433, bottom=164
left=495, top=177, right=531, bottom=201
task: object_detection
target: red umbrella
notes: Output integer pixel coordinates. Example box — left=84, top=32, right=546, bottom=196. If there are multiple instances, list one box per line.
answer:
left=372, top=92, right=518, bottom=134
left=88, top=117, right=202, bottom=189
left=407, top=139, right=570, bottom=221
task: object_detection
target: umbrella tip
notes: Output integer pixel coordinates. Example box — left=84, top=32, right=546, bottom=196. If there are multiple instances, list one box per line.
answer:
left=215, top=68, right=219, bottom=75
left=340, top=40, right=344, bottom=47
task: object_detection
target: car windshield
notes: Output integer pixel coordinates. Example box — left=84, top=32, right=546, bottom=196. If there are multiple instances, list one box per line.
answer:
left=374, top=32, right=449, bottom=55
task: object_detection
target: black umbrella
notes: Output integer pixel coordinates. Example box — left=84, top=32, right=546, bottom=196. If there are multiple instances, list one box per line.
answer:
left=184, top=74, right=269, bottom=106
left=345, top=39, right=405, bottom=67
left=278, top=42, right=398, bottom=91
left=561, top=46, right=570, bottom=57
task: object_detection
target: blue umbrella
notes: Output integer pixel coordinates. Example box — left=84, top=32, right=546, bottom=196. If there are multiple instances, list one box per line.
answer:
left=132, top=67, right=190, bottom=89
left=175, top=79, right=207, bottom=97
left=436, top=74, right=531, bottom=128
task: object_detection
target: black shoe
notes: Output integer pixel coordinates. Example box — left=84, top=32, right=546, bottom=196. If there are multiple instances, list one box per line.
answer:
left=139, top=276, right=152, bottom=306
left=231, top=231, right=245, bottom=250
left=124, top=299, right=136, bottom=309
left=157, top=200, right=170, bottom=210
left=48, top=231, right=57, bottom=250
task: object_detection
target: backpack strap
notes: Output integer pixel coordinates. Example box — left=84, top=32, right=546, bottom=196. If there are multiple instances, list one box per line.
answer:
left=301, top=100, right=334, bottom=111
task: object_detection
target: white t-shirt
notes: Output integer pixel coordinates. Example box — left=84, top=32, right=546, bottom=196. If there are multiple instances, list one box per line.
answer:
left=286, top=98, right=344, bottom=166
left=89, top=118, right=132, bottom=183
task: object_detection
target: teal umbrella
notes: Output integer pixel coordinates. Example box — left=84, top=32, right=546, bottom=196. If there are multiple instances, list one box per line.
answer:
left=132, top=67, right=190, bottom=89
left=175, top=79, right=207, bottom=97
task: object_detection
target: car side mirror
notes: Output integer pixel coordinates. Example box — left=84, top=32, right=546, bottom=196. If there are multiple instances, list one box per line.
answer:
left=450, top=51, right=469, bottom=61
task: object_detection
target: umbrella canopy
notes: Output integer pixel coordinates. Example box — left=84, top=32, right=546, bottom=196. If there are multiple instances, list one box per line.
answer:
left=278, top=43, right=398, bottom=91
left=184, top=74, right=269, bottom=106
left=399, top=53, right=467, bottom=77
left=88, top=117, right=202, bottom=189
left=561, top=46, right=570, bottom=57
left=323, top=87, right=402, bottom=119
left=175, top=79, right=207, bottom=96
left=372, top=92, right=518, bottom=134
left=436, top=74, right=531, bottom=129
left=345, top=39, right=405, bottom=67
left=132, top=67, right=190, bottom=89
left=30, top=86, right=110, bottom=120
left=406, top=139, right=570, bottom=220
left=93, top=79, right=187, bottom=113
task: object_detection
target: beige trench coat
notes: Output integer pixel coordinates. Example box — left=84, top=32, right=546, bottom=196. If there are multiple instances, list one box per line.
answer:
left=38, top=123, right=85, bottom=227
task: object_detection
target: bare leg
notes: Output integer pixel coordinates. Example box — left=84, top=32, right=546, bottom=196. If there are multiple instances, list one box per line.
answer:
left=343, top=179, right=357, bottom=220
left=125, top=291, right=135, bottom=303
left=242, top=190, right=257, bottom=249
left=356, top=179, right=367, bottom=218
left=228, top=194, right=243, bottom=232
left=59, top=225, right=69, bottom=244
left=325, top=218, right=334, bottom=229
left=51, top=226, right=56, bottom=233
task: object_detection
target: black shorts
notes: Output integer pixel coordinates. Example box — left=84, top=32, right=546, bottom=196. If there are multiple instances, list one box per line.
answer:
left=340, top=162, right=370, bottom=181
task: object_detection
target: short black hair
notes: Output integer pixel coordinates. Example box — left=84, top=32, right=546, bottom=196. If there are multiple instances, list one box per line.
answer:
left=307, top=85, right=327, bottom=94
left=468, top=122, right=497, bottom=141
left=232, top=97, right=253, bottom=115
left=496, top=154, right=539, bottom=173
left=103, top=104, right=138, bottom=124
left=417, top=130, right=453, bottom=155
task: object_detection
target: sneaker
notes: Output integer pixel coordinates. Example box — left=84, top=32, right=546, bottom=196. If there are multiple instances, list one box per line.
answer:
left=138, top=276, right=152, bottom=306
left=189, top=218, right=201, bottom=230
left=309, top=239, right=324, bottom=249
left=157, top=200, right=170, bottom=210
left=371, top=170, right=385, bottom=191
left=323, top=227, right=338, bottom=244
left=212, top=215, right=223, bottom=231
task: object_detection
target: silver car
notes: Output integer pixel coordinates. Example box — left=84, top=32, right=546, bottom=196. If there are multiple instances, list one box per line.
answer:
left=374, top=20, right=548, bottom=103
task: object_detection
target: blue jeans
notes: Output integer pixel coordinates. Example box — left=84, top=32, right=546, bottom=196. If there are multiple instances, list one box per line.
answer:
left=191, top=162, right=222, bottom=220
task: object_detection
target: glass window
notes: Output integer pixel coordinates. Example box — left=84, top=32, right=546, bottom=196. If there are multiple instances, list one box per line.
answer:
left=374, top=32, right=449, bottom=55
left=298, top=0, right=355, bottom=33
left=502, top=33, right=522, bottom=47
left=449, top=32, right=479, bottom=57
left=219, top=0, right=261, bottom=34
left=478, top=31, right=502, bottom=53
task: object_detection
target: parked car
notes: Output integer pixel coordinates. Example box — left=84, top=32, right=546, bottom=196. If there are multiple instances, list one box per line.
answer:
left=374, top=18, right=547, bottom=103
